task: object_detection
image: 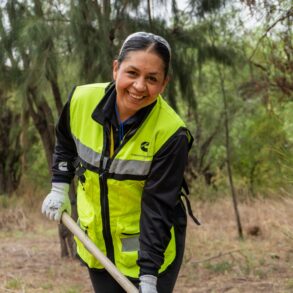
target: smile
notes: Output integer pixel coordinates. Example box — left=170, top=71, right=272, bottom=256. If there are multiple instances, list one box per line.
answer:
left=128, top=92, right=146, bottom=100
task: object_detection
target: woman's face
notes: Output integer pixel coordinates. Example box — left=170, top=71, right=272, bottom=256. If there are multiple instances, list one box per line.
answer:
left=113, top=50, right=169, bottom=121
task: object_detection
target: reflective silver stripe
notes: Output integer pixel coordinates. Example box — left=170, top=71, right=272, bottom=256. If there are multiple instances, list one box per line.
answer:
left=73, top=136, right=151, bottom=175
left=73, top=136, right=108, bottom=168
left=121, top=236, right=139, bottom=252
left=109, top=158, right=151, bottom=176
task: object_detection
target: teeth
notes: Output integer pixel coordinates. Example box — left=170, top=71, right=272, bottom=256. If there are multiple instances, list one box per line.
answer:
left=129, top=93, right=144, bottom=100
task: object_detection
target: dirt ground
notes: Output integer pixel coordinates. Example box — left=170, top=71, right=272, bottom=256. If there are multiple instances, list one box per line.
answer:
left=0, top=197, right=292, bottom=293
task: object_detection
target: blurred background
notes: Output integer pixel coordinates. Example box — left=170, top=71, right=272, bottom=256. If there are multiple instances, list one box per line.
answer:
left=0, top=0, right=292, bottom=292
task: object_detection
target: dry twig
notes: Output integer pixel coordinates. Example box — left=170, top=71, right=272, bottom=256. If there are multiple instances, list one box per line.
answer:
left=188, top=249, right=247, bottom=265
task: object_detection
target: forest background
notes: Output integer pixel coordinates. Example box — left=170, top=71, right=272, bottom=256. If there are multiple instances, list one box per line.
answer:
left=0, top=0, right=292, bottom=292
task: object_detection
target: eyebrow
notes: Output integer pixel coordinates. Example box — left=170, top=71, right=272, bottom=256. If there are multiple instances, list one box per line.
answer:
left=126, top=65, right=159, bottom=76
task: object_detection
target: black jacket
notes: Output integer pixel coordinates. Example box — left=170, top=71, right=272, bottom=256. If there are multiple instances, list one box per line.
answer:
left=51, top=82, right=192, bottom=276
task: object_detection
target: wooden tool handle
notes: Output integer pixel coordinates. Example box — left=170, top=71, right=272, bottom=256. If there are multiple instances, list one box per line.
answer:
left=61, top=212, right=139, bottom=293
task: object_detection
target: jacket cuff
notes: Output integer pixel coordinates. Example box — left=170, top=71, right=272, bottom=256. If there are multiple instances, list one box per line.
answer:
left=139, top=267, right=159, bottom=277
left=52, top=176, right=73, bottom=184
left=138, top=250, right=161, bottom=277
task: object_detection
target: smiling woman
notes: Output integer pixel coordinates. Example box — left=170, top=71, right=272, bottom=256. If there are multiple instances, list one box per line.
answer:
left=113, top=32, right=171, bottom=122
left=113, top=50, right=168, bottom=121
left=41, top=32, right=196, bottom=293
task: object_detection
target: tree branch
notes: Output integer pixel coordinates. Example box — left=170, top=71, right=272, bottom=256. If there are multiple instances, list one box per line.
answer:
left=249, top=8, right=293, bottom=61
left=188, top=249, right=247, bottom=264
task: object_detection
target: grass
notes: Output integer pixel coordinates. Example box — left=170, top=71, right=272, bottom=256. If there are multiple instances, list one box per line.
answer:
left=0, top=194, right=292, bottom=292
left=41, top=283, right=54, bottom=290
left=175, top=196, right=293, bottom=292
left=286, top=279, right=293, bottom=290
left=204, top=260, right=233, bottom=273
left=5, top=277, right=22, bottom=290
left=63, top=289, right=83, bottom=293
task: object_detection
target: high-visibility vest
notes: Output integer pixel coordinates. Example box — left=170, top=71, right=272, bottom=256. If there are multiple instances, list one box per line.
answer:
left=70, top=83, right=187, bottom=278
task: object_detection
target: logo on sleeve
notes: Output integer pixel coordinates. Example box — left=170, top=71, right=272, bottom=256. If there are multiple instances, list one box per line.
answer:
left=140, top=141, right=149, bottom=152
left=58, top=161, right=68, bottom=171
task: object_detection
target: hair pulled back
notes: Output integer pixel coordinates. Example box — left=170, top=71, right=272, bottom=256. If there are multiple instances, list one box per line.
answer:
left=117, top=32, right=171, bottom=77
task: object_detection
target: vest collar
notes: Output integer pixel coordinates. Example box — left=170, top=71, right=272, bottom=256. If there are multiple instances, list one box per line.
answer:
left=91, top=82, right=116, bottom=125
left=91, top=81, right=157, bottom=128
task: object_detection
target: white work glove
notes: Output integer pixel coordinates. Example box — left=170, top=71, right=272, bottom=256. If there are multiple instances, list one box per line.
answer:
left=139, top=275, right=158, bottom=293
left=41, top=182, right=71, bottom=221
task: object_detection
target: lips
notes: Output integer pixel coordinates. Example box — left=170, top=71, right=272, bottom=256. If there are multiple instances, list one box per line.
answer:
left=128, top=91, right=146, bottom=101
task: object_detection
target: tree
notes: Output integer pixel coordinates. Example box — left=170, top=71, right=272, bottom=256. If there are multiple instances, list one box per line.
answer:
left=1, top=0, right=291, bottom=255
left=243, top=0, right=292, bottom=104
left=0, top=0, right=77, bottom=257
left=0, top=91, right=22, bottom=194
left=236, top=0, right=293, bottom=192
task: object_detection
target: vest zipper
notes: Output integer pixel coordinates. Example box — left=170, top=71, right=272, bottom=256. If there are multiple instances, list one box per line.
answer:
left=99, top=170, right=115, bottom=263
left=99, top=122, right=115, bottom=264
left=110, top=125, right=140, bottom=159
left=99, top=118, right=146, bottom=262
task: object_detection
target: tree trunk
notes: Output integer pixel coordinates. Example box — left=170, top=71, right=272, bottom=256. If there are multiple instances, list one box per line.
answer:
left=49, top=78, right=63, bottom=116
left=58, top=182, right=77, bottom=257
left=27, top=88, right=55, bottom=170
left=217, top=63, right=243, bottom=239
left=20, top=107, right=30, bottom=174
left=147, top=0, right=153, bottom=28
left=26, top=87, right=77, bottom=256
left=0, top=92, right=22, bottom=195
left=208, top=22, right=244, bottom=238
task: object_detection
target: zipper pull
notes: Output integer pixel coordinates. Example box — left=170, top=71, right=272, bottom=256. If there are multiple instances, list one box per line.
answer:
left=100, top=170, right=107, bottom=179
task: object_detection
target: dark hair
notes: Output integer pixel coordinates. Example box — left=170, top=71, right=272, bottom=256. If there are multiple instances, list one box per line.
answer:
left=117, top=32, right=171, bottom=77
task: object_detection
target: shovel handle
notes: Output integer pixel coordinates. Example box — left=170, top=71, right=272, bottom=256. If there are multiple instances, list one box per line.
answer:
left=61, top=212, right=139, bottom=293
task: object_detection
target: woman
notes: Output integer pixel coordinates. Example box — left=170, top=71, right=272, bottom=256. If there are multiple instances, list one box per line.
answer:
left=42, top=32, right=194, bottom=293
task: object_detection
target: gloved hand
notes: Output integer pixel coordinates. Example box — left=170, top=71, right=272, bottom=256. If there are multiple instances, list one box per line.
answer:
left=139, top=275, right=158, bottom=293
left=41, top=182, right=71, bottom=221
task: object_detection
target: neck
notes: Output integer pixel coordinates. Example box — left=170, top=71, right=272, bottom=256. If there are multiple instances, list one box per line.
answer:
left=115, top=101, right=134, bottom=123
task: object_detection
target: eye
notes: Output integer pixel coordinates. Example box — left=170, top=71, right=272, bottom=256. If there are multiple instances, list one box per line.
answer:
left=127, top=70, right=137, bottom=77
left=148, top=76, right=158, bottom=83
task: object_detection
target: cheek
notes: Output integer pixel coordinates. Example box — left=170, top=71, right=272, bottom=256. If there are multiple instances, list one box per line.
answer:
left=149, top=86, right=163, bottom=98
left=116, top=75, right=130, bottom=90
left=116, top=80, right=125, bottom=93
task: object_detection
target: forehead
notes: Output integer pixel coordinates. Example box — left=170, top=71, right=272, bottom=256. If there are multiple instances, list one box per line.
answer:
left=120, top=50, right=165, bottom=73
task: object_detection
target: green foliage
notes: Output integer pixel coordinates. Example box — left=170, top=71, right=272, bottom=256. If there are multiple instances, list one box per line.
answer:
left=5, top=277, right=22, bottom=290
left=232, top=108, right=293, bottom=194
left=24, top=127, right=50, bottom=190
left=188, top=0, right=226, bottom=17
left=0, top=195, right=10, bottom=208
left=287, top=279, right=293, bottom=290
left=0, top=0, right=292, bottom=198
left=41, top=283, right=53, bottom=290
left=0, top=93, right=22, bottom=194
left=204, top=260, right=233, bottom=273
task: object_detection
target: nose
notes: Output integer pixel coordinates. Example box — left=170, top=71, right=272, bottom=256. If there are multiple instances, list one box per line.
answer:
left=133, top=78, right=146, bottom=92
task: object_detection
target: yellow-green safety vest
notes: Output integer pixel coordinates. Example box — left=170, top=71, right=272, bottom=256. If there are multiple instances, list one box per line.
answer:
left=70, top=83, right=187, bottom=278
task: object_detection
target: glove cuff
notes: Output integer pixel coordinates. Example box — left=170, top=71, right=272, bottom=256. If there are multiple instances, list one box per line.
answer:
left=51, top=182, right=70, bottom=193
left=139, top=275, right=157, bottom=286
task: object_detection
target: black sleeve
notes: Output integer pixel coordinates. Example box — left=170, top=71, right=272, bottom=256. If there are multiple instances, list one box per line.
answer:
left=51, top=98, right=77, bottom=183
left=137, top=128, right=191, bottom=276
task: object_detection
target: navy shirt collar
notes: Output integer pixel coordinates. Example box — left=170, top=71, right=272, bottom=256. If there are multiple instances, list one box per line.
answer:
left=92, top=81, right=157, bottom=129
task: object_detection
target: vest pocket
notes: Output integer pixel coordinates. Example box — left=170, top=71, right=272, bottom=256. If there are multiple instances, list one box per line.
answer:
left=121, top=233, right=139, bottom=252
left=119, top=247, right=139, bottom=268
left=117, top=231, right=140, bottom=269
left=115, top=216, right=140, bottom=273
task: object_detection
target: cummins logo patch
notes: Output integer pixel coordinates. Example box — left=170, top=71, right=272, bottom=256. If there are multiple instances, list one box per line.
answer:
left=58, top=161, right=68, bottom=171
left=140, top=141, right=149, bottom=152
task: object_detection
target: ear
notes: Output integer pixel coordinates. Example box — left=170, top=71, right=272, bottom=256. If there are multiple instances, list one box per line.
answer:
left=160, top=76, right=170, bottom=93
left=113, top=60, right=119, bottom=80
